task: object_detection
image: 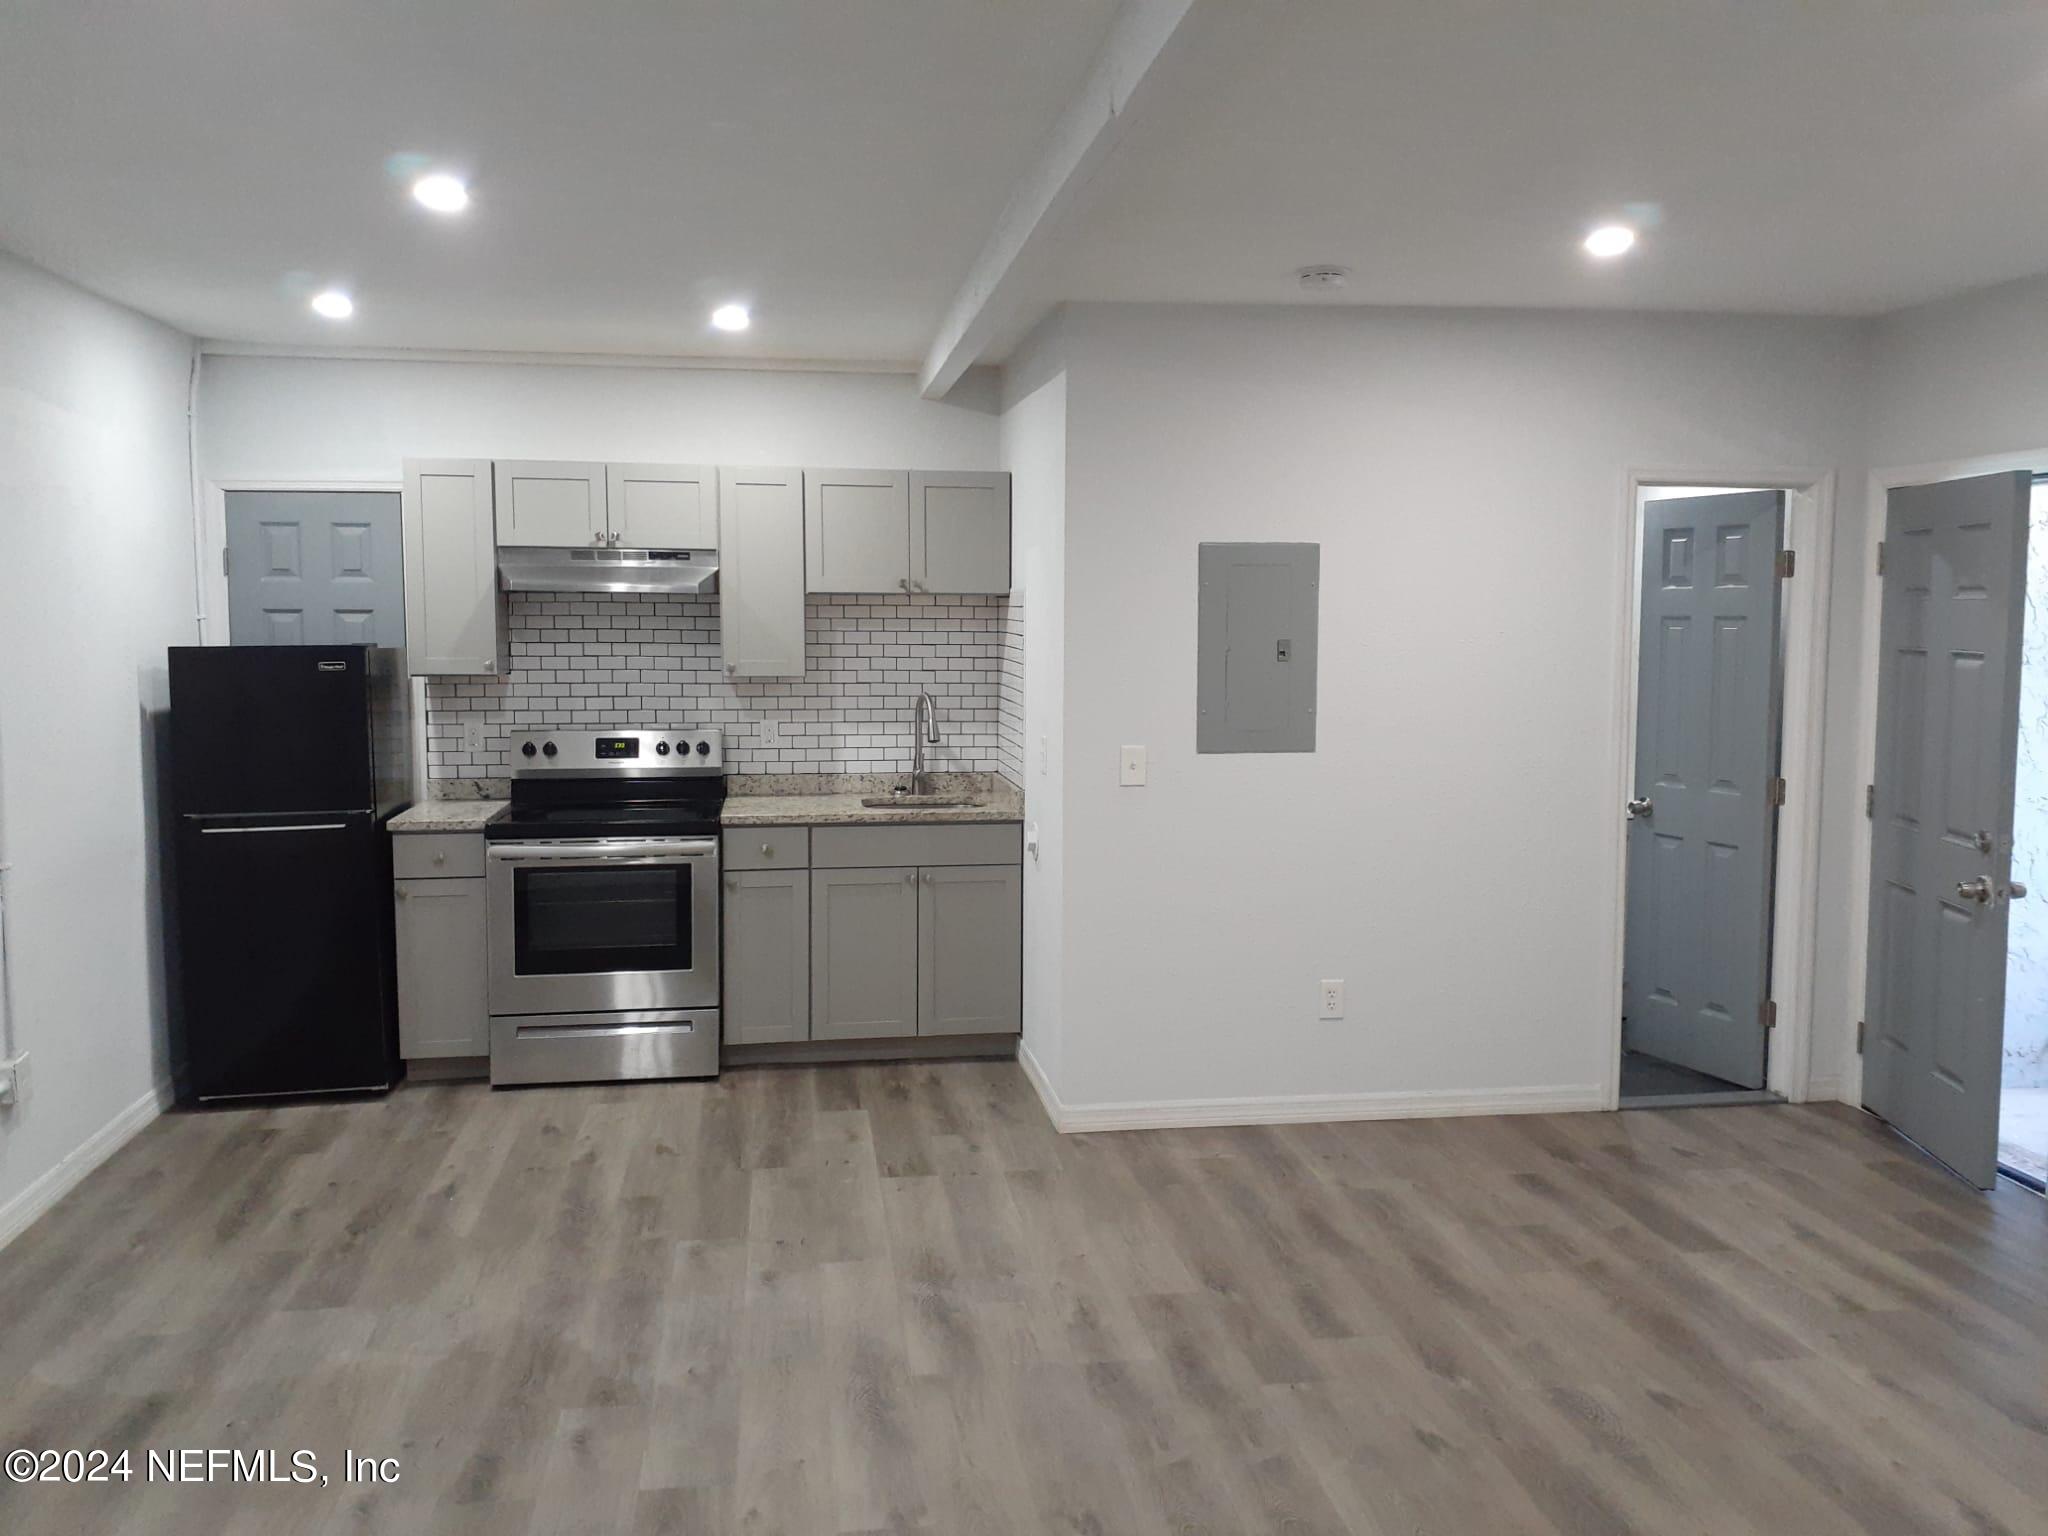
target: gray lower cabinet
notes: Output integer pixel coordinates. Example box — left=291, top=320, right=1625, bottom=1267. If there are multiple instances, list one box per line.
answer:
left=811, top=866, right=920, bottom=1039
left=724, top=868, right=810, bottom=1044
left=394, top=874, right=488, bottom=1057
left=917, top=864, right=1023, bottom=1035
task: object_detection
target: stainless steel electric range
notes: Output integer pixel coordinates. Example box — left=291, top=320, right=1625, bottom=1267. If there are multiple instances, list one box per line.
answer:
left=484, top=729, right=726, bottom=1086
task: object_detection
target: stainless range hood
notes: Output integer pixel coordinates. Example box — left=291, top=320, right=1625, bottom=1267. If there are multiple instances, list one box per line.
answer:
left=497, top=545, right=719, bottom=596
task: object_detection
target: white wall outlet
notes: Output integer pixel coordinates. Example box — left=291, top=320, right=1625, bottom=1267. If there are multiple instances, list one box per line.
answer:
left=463, top=718, right=486, bottom=757
left=0, top=1052, right=27, bottom=1108
left=1119, top=745, right=1148, bottom=786
left=759, top=718, right=784, bottom=750
left=1319, top=980, right=1345, bottom=1020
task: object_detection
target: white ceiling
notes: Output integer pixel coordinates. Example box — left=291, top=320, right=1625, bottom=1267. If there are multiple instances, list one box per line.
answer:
left=0, top=0, right=1118, bottom=363
left=1023, top=1, right=2048, bottom=334
left=6, top=1, right=2048, bottom=373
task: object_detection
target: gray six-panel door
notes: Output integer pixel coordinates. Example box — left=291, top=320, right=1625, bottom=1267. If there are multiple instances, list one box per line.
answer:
left=226, top=490, right=404, bottom=646
left=1865, top=472, right=2030, bottom=1189
left=1622, top=491, right=1785, bottom=1089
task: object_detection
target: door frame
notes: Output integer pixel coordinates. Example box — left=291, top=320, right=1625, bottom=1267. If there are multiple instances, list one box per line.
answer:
left=1846, top=447, right=2048, bottom=1113
left=200, top=479, right=403, bottom=647
left=1606, top=466, right=1838, bottom=1109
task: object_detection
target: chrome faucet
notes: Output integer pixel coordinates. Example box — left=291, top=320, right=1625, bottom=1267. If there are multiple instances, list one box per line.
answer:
left=911, top=690, right=941, bottom=795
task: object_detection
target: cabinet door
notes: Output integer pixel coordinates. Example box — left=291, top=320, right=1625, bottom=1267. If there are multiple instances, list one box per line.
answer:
left=806, top=468, right=910, bottom=593
left=910, top=471, right=1011, bottom=594
left=719, top=467, right=806, bottom=677
left=811, top=866, right=919, bottom=1039
left=724, top=869, right=810, bottom=1044
left=917, top=864, right=1021, bottom=1036
left=402, top=459, right=502, bottom=676
left=608, top=463, right=717, bottom=550
left=493, top=460, right=607, bottom=548
left=394, top=876, right=489, bottom=1058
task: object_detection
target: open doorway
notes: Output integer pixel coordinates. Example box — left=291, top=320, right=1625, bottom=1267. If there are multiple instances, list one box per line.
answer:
left=2000, top=476, right=2048, bottom=1188
left=1619, top=486, right=1790, bottom=1108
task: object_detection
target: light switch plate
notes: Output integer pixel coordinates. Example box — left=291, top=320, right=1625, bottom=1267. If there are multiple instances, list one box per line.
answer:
left=1120, top=745, right=1147, bottom=786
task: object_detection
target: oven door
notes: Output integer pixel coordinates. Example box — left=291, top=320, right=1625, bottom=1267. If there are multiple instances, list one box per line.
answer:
left=487, top=837, right=719, bottom=1016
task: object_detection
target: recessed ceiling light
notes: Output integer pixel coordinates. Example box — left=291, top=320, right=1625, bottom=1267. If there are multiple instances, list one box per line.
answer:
left=710, top=303, right=751, bottom=333
left=1296, top=265, right=1351, bottom=292
left=411, top=173, right=470, bottom=214
left=1583, top=224, right=1638, bottom=259
left=310, top=289, right=354, bottom=320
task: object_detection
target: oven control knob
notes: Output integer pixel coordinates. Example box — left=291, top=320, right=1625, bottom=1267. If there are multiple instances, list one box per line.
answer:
left=695, top=740, right=712, bottom=756
left=542, top=741, right=558, bottom=758
left=655, top=741, right=670, bottom=755
left=520, top=741, right=537, bottom=758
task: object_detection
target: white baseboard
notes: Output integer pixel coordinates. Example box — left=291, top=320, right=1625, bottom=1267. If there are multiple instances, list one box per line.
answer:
left=1016, top=1052, right=1606, bottom=1134
left=0, top=1081, right=171, bottom=1253
left=1802, top=1074, right=1849, bottom=1105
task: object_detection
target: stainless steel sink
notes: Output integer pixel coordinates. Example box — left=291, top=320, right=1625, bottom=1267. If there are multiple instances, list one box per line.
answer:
left=859, top=794, right=981, bottom=810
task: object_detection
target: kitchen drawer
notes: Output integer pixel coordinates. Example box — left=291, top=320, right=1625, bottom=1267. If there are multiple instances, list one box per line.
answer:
left=724, top=827, right=811, bottom=871
left=393, top=832, right=486, bottom=880
left=811, top=822, right=1021, bottom=870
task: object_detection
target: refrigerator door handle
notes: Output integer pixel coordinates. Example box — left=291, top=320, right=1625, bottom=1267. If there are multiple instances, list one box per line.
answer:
left=197, top=822, right=350, bottom=835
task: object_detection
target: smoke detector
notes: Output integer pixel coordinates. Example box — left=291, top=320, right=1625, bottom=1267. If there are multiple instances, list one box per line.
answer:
left=1296, top=265, right=1351, bottom=293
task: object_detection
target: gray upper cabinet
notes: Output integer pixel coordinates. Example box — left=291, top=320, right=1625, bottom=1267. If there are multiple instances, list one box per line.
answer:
left=724, top=868, right=810, bottom=1044
left=806, top=468, right=910, bottom=593
left=607, top=463, right=717, bottom=550
left=918, top=864, right=1022, bottom=1036
left=719, top=466, right=807, bottom=677
left=811, top=866, right=920, bottom=1039
left=911, top=471, right=1011, bottom=595
left=401, top=458, right=501, bottom=676
left=494, top=460, right=607, bottom=548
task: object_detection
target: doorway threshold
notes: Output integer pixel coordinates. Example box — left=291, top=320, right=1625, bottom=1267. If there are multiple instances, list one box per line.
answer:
left=1620, top=1088, right=1784, bottom=1111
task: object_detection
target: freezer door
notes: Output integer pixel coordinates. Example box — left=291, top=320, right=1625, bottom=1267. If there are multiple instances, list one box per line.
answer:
left=169, top=645, right=380, bottom=814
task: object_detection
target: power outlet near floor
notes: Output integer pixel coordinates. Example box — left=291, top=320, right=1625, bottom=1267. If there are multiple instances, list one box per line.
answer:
left=0, top=1052, right=28, bottom=1108
left=1319, top=980, right=1345, bottom=1020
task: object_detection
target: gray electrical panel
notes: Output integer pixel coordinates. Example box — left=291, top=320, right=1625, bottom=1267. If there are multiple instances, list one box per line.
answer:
left=1196, top=542, right=1319, bottom=753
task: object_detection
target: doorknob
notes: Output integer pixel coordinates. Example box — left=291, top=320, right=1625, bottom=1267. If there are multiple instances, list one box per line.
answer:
left=1957, top=876, right=1994, bottom=905
left=2012, top=881, right=2030, bottom=900
left=1626, top=797, right=1653, bottom=820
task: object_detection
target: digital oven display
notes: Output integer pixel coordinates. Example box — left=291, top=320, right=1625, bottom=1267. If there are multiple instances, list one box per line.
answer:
left=595, top=738, right=640, bottom=760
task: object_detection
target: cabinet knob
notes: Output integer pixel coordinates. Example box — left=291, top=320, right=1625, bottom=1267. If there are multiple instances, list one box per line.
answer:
left=904, top=872, right=915, bottom=884
left=432, top=852, right=446, bottom=865
left=898, top=577, right=909, bottom=591
left=761, top=843, right=773, bottom=856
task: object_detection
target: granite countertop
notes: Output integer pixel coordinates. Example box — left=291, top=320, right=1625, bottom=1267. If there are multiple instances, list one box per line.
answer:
left=389, top=799, right=507, bottom=833
left=720, top=773, right=1024, bottom=828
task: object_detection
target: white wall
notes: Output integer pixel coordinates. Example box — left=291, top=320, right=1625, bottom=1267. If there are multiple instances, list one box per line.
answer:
left=0, top=253, right=196, bottom=1241
left=197, top=354, right=1000, bottom=485
left=1868, top=271, right=2048, bottom=469
left=1000, top=318, right=1068, bottom=1087
left=1046, top=303, right=1869, bottom=1119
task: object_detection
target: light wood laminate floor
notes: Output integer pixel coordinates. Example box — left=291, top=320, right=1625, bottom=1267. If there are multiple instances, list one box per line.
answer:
left=1, top=1063, right=2043, bottom=1535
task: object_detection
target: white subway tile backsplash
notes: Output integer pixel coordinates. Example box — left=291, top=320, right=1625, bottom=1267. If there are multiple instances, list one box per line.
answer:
left=424, top=590, right=1023, bottom=782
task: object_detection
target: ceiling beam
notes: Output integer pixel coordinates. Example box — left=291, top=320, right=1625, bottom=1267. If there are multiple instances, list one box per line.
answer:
left=917, top=0, right=1235, bottom=399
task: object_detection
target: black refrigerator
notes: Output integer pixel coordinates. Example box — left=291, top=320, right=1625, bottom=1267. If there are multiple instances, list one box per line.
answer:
left=169, top=645, right=410, bottom=1101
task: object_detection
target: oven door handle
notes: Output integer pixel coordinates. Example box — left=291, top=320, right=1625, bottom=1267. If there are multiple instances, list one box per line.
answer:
left=487, top=838, right=718, bottom=864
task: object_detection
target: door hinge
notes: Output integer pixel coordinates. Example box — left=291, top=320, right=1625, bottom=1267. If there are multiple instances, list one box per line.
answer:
left=1876, top=541, right=1886, bottom=576
left=1768, top=777, right=1787, bottom=808
left=221, top=546, right=231, bottom=576
left=1761, top=1000, right=1778, bottom=1031
left=1865, top=783, right=1875, bottom=819
left=1776, top=548, right=1796, bottom=579
left=1855, top=1019, right=1865, bottom=1055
